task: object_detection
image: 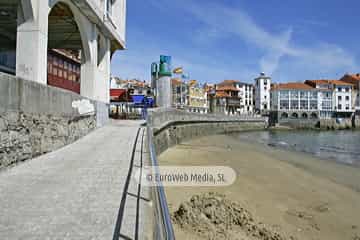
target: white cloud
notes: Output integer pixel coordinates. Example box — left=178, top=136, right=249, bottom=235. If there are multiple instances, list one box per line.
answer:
left=174, top=0, right=357, bottom=77
left=114, top=0, right=358, bottom=83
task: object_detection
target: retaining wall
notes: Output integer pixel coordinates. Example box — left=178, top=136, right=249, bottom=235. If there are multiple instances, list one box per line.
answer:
left=147, top=108, right=267, bottom=155
left=0, top=73, right=107, bottom=168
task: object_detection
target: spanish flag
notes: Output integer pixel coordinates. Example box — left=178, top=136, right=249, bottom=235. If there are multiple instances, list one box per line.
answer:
left=173, top=67, right=183, bottom=74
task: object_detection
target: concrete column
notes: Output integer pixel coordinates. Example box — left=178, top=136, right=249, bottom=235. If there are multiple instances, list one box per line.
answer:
left=80, top=23, right=98, bottom=101
left=156, top=76, right=172, bottom=108
left=16, top=1, right=48, bottom=84
left=95, top=36, right=111, bottom=103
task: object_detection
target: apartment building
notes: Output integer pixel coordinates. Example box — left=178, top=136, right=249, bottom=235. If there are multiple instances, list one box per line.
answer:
left=270, top=79, right=354, bottom=124
left=209, top=80, right=254, bottom=115
left=271, top=82, right=320, bottom=120
left=171, top=78, right=188, bottom=108
left=255, top=72, right=271, bottom=114
left=340, top=73, right=360, bottom=113
left=305, top=80, right=353, bottom=118
left=237, top=82, right=254, bottom=114
left=187, top=80, right=208, bottom=113
left=215, top=80, right=241, bottom=115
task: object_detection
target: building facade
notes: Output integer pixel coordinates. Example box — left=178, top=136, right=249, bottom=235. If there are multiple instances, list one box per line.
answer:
left=305, top=80, right=353, bottom=118
left=340, top=73, right=360, bottom=113
left=210, top=80, right=254, bottom=115
left=236, top=82, right=254, bottom=114
left=0, top=0, right=126, bottom=103
left=171, top=78, right=188, bottom=108
left=187, top=80, right=208, bottom=113
left=47, top=49, right=81, bottom=94
left=255, top=72, right=271, bottom=114
left=271, top=82, right=321, bottom=121
left=271, top=80, right=354, bottom=124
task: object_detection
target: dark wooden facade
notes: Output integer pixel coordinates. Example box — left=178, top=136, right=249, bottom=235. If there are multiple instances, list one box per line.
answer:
left=47, top=49, right=81, bottom=94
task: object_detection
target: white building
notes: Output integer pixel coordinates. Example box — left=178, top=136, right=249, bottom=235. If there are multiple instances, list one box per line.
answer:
left=271, top=82, right=321, bottom=120
left=270, top=80, right=354, bottom=123
left=0, top=0, right=126, bottom=103
left=340, top=73, right=360, bottom=113
left=305, top=80, right=353, bottom=118
left=236, top=82, right=254, bottom=114
left=254, top=72, right=271, bottom=114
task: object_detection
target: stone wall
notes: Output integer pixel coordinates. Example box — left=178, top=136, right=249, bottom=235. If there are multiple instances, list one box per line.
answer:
left=147, top=108, right=267, bottom=155
left=0, top=112, right=95, bottom=167
left=319, top=118, right=353, bottom=130
left=0, top=73, right=103, bottom=168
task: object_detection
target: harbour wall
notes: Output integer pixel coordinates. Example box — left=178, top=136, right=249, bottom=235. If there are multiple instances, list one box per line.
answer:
left=147, top=108, right=267, bottom=155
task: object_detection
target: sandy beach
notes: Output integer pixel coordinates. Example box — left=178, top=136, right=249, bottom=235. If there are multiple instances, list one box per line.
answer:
left=158, top=134, right=360, bottom=240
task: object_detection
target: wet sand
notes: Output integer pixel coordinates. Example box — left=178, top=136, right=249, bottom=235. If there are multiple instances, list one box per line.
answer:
left=158, top=134, right=360, bottom=240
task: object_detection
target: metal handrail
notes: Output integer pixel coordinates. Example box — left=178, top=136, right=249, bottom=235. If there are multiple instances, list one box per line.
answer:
left=146, top=124, right=175, bottom=240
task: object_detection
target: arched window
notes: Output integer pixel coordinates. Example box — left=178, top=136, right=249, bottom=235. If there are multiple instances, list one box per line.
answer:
left=311, top=112, right=318, bottom=119
left=291, top=112, right=299, bottom=118
left=281, top=112, right=288, bottom=119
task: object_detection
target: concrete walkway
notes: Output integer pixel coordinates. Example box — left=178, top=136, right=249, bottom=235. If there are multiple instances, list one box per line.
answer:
left=0, top=120, right=151, bottom=240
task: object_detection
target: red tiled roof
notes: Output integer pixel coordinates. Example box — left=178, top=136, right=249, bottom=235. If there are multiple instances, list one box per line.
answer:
left=220, top=80, right=240, bottom=84
left=305, top=79, right=353, bottom=86
left=215, top=91, right=230, bottom=98
left=216, top=85, right=239, bottom=91
left=340, top=74, right=360, bottom=89
left=272, top=82, right=314, bottom=90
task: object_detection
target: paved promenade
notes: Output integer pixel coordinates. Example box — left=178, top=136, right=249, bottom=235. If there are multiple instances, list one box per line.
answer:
left=0, top=120, right=151, bottom=240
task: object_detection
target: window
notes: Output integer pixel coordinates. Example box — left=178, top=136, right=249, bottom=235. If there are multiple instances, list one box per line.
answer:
left=310, top=92, right=317, bottom=99
left=290, top=100, right=299, bottom=110
left=338, top=96, right=342, bottom=101
left=338, top=87, right=342, bottom=92
left=310, top=100, right=318, bottom=110
left=338, top=104, right=342, bottom=110
left=300, top=91, right=308, bottom=99
left=346, top=104, right=350, bottom=110
left=300, top=100, right=308, bottom=110
left=280, top=91, right=289, bottom=99
left=346, top=96, right=350, bottom=101
left=48, top=64, right=52, bottom=74
left=280, top=100, right=289, bottom=110
left=322, top=101, right=332, bottom=110
left=346, top=88, right=350, bottom=92
left=290, top=91, right=299, bottom=99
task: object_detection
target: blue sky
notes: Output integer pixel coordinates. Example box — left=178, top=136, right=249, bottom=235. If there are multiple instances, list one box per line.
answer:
left=111, top=0, right=360, bottom=84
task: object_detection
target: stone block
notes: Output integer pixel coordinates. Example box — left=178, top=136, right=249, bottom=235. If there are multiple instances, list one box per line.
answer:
left=0, top=117, right=7, bottom=131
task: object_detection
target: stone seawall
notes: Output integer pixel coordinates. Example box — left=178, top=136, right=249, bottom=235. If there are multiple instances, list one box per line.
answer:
left=0, top=73, right=106, bottom=168
left=147, top=108, right=267, bottom=155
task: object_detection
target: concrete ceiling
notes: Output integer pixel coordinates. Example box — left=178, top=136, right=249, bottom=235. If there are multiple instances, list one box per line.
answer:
left=0, top=1, right=18, bottom=50
left=48, top=2, right=83, bottom=50
left=0, top=1, right=83, bottom=51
